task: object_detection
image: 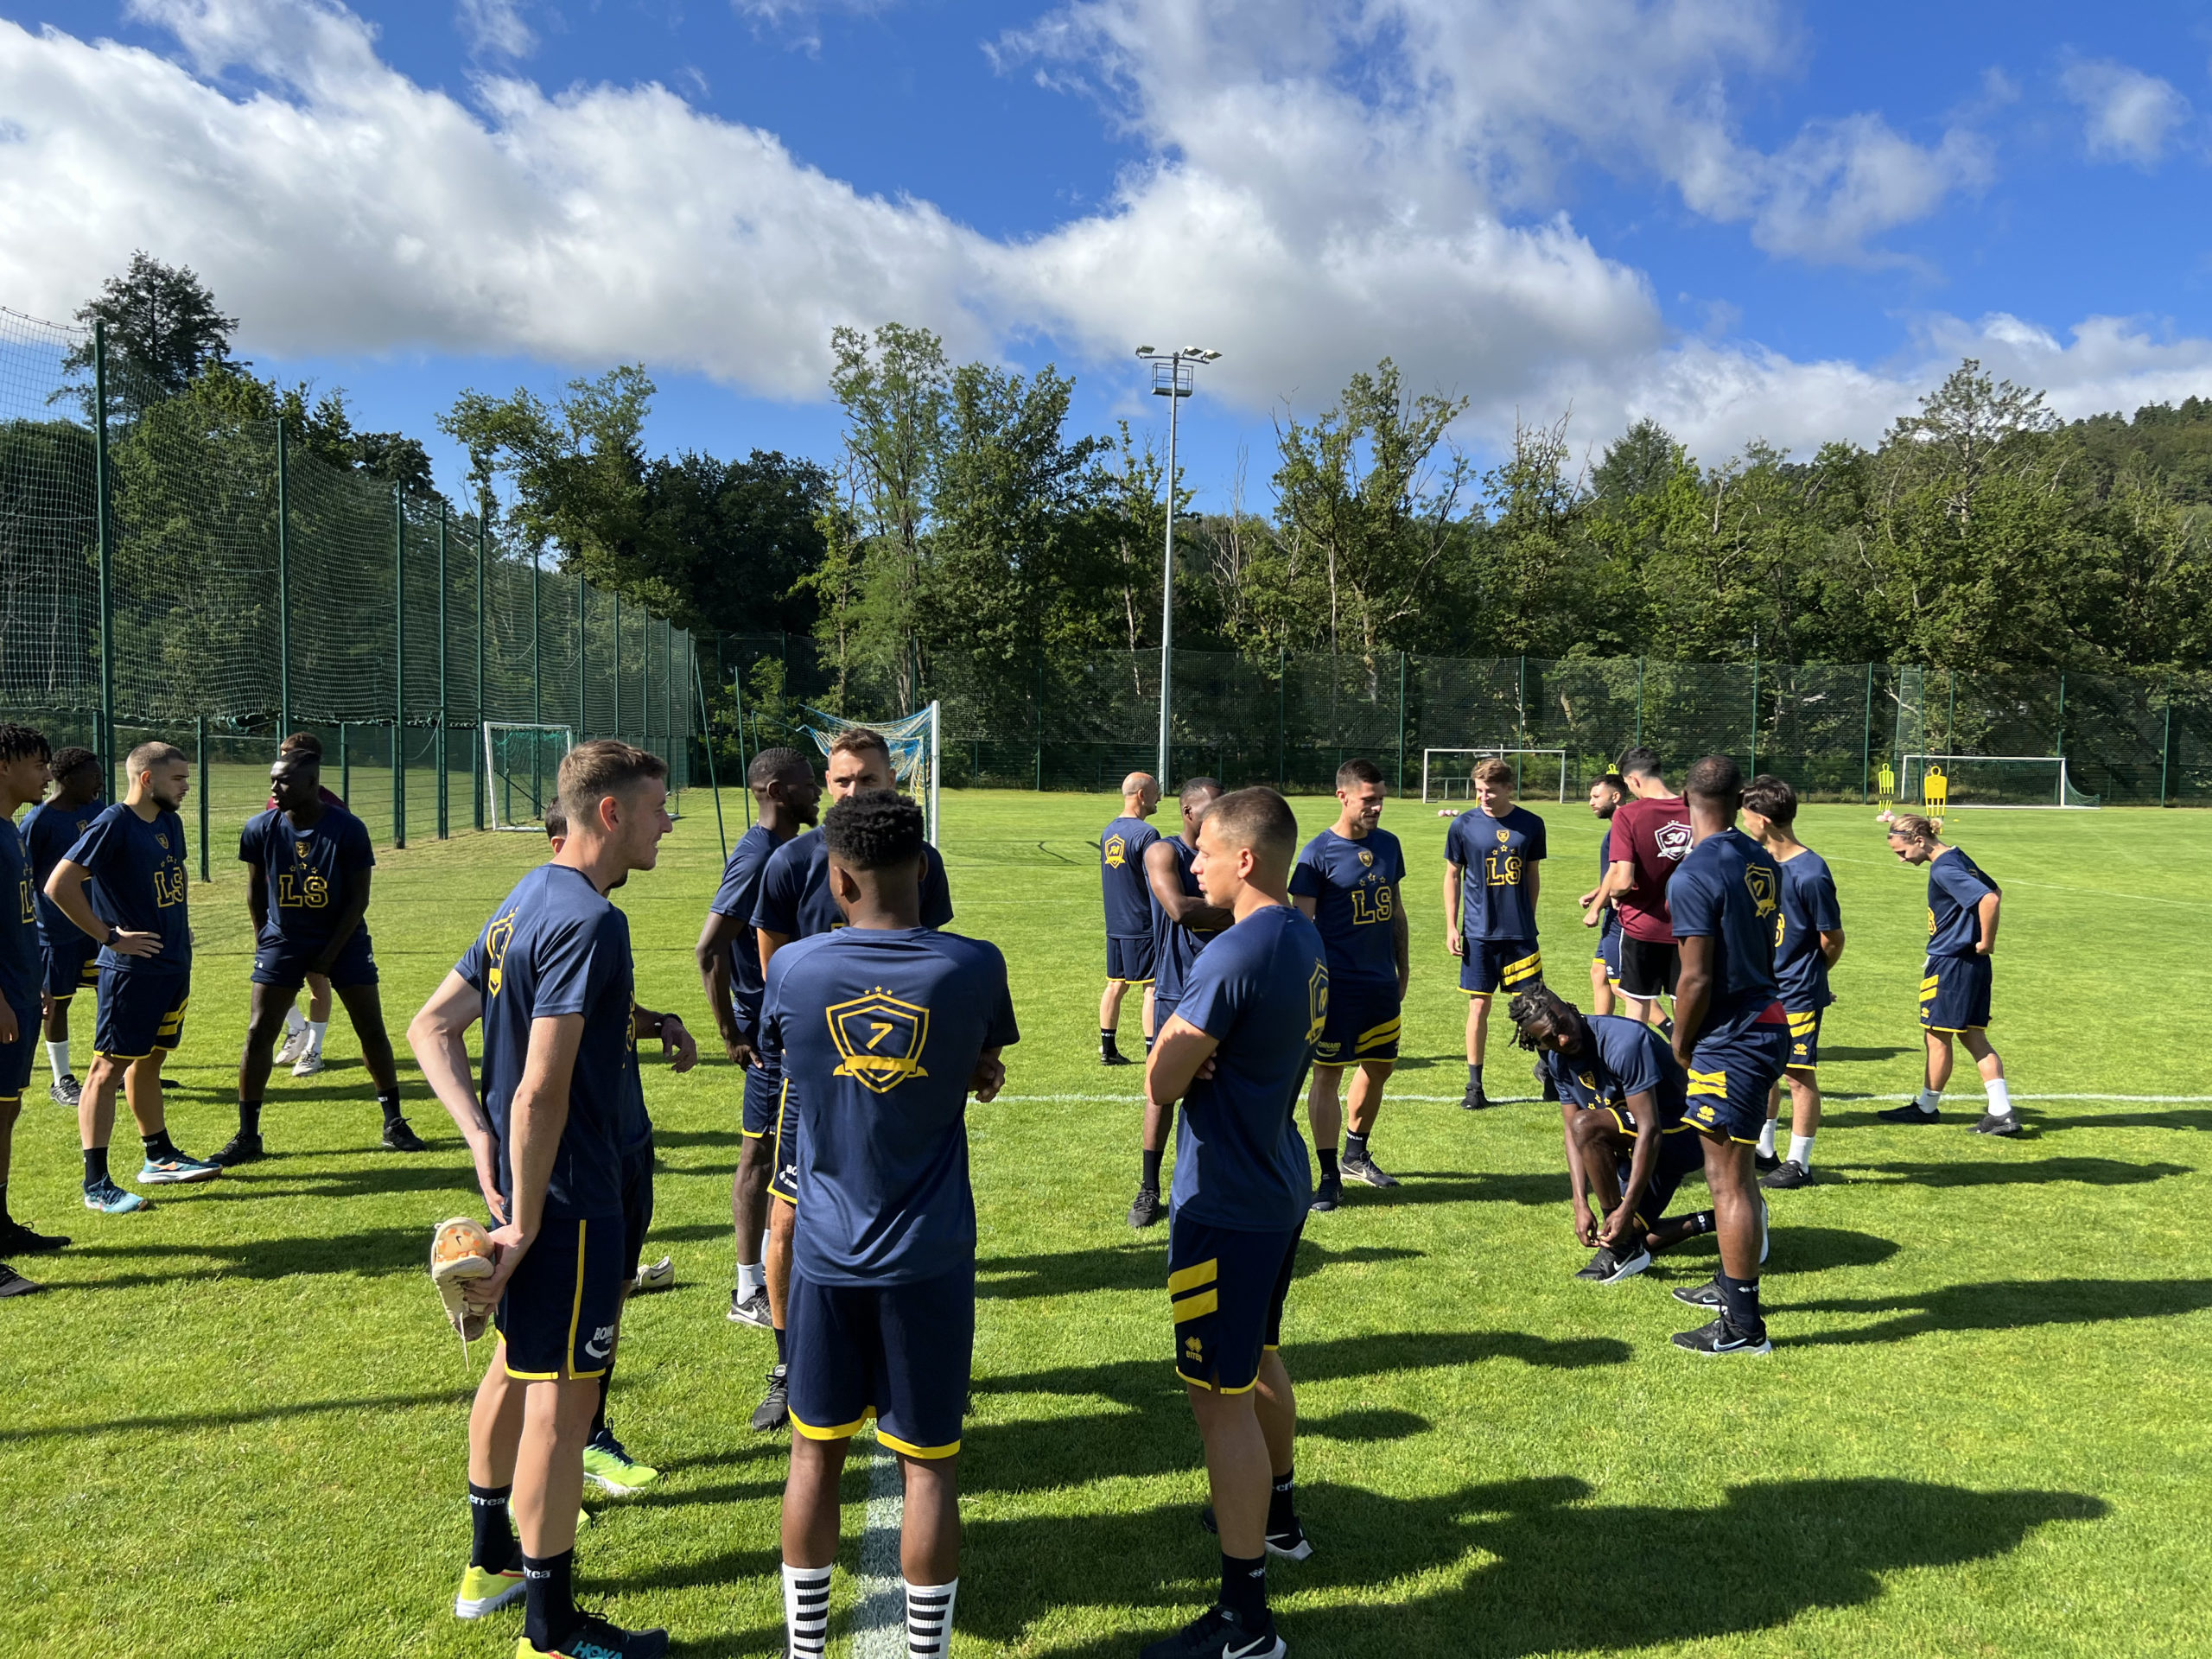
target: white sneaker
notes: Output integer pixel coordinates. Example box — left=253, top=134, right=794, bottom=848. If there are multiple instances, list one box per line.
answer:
left=274, top=1029, right=308, bottom=1065
left=291, top=1052, right=326, bottom=1077
left=633, top=1255, right=674, bottom=1294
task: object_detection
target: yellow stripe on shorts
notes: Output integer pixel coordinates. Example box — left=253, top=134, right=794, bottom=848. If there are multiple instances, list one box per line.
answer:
left=1166, top=1259, right=1217, bottom=1295
left=1688, top=1067, right=1727, bottom=1098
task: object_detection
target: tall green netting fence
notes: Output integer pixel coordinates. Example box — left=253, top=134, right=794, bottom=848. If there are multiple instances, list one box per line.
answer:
left=0, top=307, right=697, bottom=881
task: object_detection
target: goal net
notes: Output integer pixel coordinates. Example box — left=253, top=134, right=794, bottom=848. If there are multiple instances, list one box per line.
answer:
left=798, top=702, right=943, bottom=845
left=1897, top=753, right=2100, bottom=810
left=1422, top=748, right=1569, bottom=804
left=483, top=722, right=575, bottom=831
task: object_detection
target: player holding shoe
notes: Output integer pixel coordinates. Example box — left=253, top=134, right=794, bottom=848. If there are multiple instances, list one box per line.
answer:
left=216, top=745, right=424, bottom=1166
left=46, top=741, right=216, bottom=1210
left=1883, top=815, right=2016, bottom=1135
left=1665, top=756, right=1791, bottom=1357
left=1445, top=757, right=1548, bottom=1110
left=1292, top=759, right=1407, bottom=1211
left=0, top=725, right=70, bottom=1287
left=21, top=746, right=102, bottom=1106
left=1583, top=747, right=1689, bottom=1031
left=1585, top=773, right=1626, bottom=1017
left=1099, top=772, right=1162, bottom=1066
left=1741, top=777, right=1844, bottom=1187
left=768, top=791, right=1016, bottom=1659
left=696, top=747, right=818, bottom=1330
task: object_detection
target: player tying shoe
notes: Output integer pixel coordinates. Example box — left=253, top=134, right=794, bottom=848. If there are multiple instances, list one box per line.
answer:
left=1582, top=747, right=1689, bottom=1032
left=216, top=743, right=425, bottom=1165
left=1883, top=814, right=2017, bottom=1135
left=1145, top=786, right=1321, bottom=1659
left=1585, top=773, right=1626, bottom=1018
left=0, top=725, right=70, bottom=1287
left=407, top=740, right=676, bottom=1658
left=767, top=791, right=1016, bottom=1659
left=21, top=745, right=103, bottom=1107
left=46, top=741, right=218, bottom=1210
left=696, top=747, right=819, bottom=1330
left=1292, top=758, right=1407, bottom=1211
left=258, top=734, right=346, bottom=1077
left=1741, top=777, right=1845, bottom=1187
left=1128, top=777, right=1229, bottom=1228
left=1445, top=757, right=1548, bottom=1110
left=1098, top=772, right=1162, bottom=1065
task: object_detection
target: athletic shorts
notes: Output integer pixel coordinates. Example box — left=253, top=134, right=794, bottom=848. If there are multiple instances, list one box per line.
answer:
left=1167, top=1216, right=1301, bottom=1394
left=1593, top=924, right=1622, bottom=986
left=41, top=928, right=99, bottom=1001
left=92, top=968, right=188, bottom=1060
left=1618, top=935, right=1679, bottom=1001
left=741, top=1046, right=781, bottom=1141
left=1460, top=938, right=1541, bottom=999
left=1785, top=1007, right=1823, bottom=1072
left=1107, top=933, right=1157, bottom=985
left=787, top=1261, right=974, bottom=1459
left=1681, top=1022, right=1792, bottom=1144
left=1313, top=979, right=1400, bottom=1066
left=620, top=1141, right=655, bottom=1282
left=498, top=1213, right=626, bottom=1381
left=0, top=994, right=38, bottom=1100
left=251, top=928, right=378, bottom=990
left=768, top=1078, right=800, bottom=1206
left=1920, top=955, right=1992, bottom=1033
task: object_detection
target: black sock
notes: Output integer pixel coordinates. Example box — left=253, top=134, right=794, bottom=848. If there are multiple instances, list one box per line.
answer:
left=143, top=1128, right=178, bottom=1162
left=521, top=1548, right=579, bottom=1650
left=592, top=1370, right=610, bottom=1439
left=378, top=1090, right=404, bottom=1127
left=1219, top=1551, right=1268, bottom=1627
left=467, top=1482, right=515, bottom=1572
left=1467, top=1064, right=1484, bottom=1092
left=238, top=1099, right=261, bottom=1137
left=1718, top=1272, right=1762, bottom=1332
left=773, top=1325, right=787, bottom=1367
left=1688, top=1211, right=1713, bottom=1236
left=1141, top=1147, right=1164, bottom=1192
left=1344, top=1131, right=1369, bottom=1162
left=1101, top=1027, right=1120, bottom=1054
left=1267, top=1467, right=1295, bottom=1535
left=1317, top=1147, right=1338, bottom=1179
left=83, top=1145, right=109, bottom=1188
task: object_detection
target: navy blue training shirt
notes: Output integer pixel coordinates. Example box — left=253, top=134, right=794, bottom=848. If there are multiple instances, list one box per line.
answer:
left=63, top=804, right=191, bottom=976
left=765, top=926, right=1019, bottom=1286
left=1446, top=805, right=1548, bottom=941
left=1596, top=825, right=1619, bottom=940
left=1926, top=848, right=1998, bottom=957
left=238, top=803, right=375, bottom=950
left=1667, top=827, right=1785, bottom=1044
left=1150, top=836, right=1223, bottom=1011
left=0, top=817, right=41, bottom=1009
left=455, top=863, right=647, bottom=1219
left=709, top=819, right=792, bottom=1035
left=1100, top=814, right=1161, bottom=939
left=22, top=797, right=101, bottom=944
left=1539, top=1013, right=1688, bottom=1127
left=753, top=830, right=953, bottom=942
left=1774, top=849, right=1842, bottom=1010
left=1170, top=903, right=1325, bottom=1231
left=1289, top=826, right=1403, bottom=988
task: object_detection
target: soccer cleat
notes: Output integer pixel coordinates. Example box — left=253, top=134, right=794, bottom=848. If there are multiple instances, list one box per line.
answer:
left=382, top=1118, right=429, bottom=1153
left=751, top=1363, right=789, bottom=1432
left=137, top=1149, right=221, bottom=1185
left=453, top=1562, right=525, bottom=1619
left=1460, top=1086, right=1493, bottom=1111
left=1672, top=1314, right=1772, bottom=1357
left=48, top=1075, right=81, bottom=1107
left=1140, top=1605, right=1285, bottom=1659
left=0, top=1262, right=44, bottom=1297
left=1671, top=1276, right=1724, bottom=1309
left=1753, top=1147, right=1782, bottom=1173
left=1972, top=1111, right=2021, bottom=1136
left=1101, top=1049, right=1133, bottom=1067
left=0, top=1218, right=70, bottom=1255
left=1200, top=1505, right=1315, bottom=1562
left=633, top=1255, right=674, bottom=1294
left=1127, top=1185, right=1165, bottom=1230
left=1339, top=1152, right=1399, bottom=1189
left=1574, top=1243, right=1651, bottom=1286
left=431, top=1216, right=497, bottom=1341
left=1760, top=1159, right=1813, bottom=1190
left=274, top=1028, right=307, bottom=1066
left=727, top=1286, right=772, bottom=1327
left=516, top=1611, right=671, bottom=1658
left=212, top=1131, right=266, bottom=1167
left=582, top=1428, right=660, bottom=1495
left=83, top=1179, right=149, bottom=1215
left=291, top=1052, right=327, bottom=1077
left=1308, top=1175, right=1341, bottom=1213
left=1877, top=1101, right=1940, bottom=1124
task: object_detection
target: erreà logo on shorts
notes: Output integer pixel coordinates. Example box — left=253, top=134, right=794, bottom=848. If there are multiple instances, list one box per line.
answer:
left=1655, top=821, right=1693, bottom=861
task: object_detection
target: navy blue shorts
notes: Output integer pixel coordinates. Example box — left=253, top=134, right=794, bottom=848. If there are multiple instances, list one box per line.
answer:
left=1313, top=978, right=1400, bottom=1067
left=768, top=1077, right=800, bottom=1205
left=0, top=995, right=38, bottom=1100
left=620, top=1141, right=655, bottom=1281
left=1594, top=925, right=1622, bottom=986
left=251, top=928, right=377, bottom=989
left=1785, top=1007, right=1824, bottom=1072
left=1107, top=933, right=1157, bottom=985
left=1682, top=1021, right=1792, bottom=1144
left=1460, top=938, right=1542, bottom=999
left=787, top=1261, right=974, bottom=1459
left=93, top=968, right=188, bottom=1060
left=499, top=1213, right=626, bottom=1381
left=1588, top=1105, right=1705, bottom=1225
left=1167, top=1217, right=1301, bottom=1394
left=41, top=926, right=99, bottom=1001
left=1920, top=955, right=1992, bottom=1033
left=741, top=1048, right=781, bottom=1141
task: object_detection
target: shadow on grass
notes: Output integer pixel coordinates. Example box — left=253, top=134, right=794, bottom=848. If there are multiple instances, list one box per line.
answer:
left=1338, top=1172, right=1566, bottom=1208
left=1782, top=1276, right=2212, bottom=1347
left=1817, top=1045, right=1915, bottom=1062
left=0, top=1389, right=460, bottom=1444
left=1828, top=1157, right=2189, bottom=1188
left=976, top=1239, right=1422, bottom=1301
left=53, top=1224, right=423, bottom=1288
left=2033, top=1109, right=2212, bottom=1134
left=1767, top=1226, right=1900, bottom=1274
left=197, top=1160, right=483, bottom=1202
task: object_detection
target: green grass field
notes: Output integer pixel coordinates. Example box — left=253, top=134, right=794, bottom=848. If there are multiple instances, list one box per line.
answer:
left=10, top=788, right=2210, bottom=1657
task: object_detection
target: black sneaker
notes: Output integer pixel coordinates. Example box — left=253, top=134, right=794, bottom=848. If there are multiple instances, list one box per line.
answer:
left=381, top=1118, right=429, bottom=1153
left=48, top=1075, right=81, bottom=1107
left=1339, top=1152, right=1398, bottom=1189
left=1573, top=1243, right=1652, bottom=1285
left=1460, top=1086, right=1494, bottom=1111
left=1671, top=1275, right=1725, bottom=1309
left=1753, top=1147, right=1782, bottom=1173
left=751, top=1363, right=789, bottom=1432
left=1128, top=1185, right=1165, bottom=1229
left=1199, top=1504, right=1315, bottom=1561
left=1309, top=1175, right=1341, bottom=1213
left=1760, top=1159, right=1813, bottom=1190
left=0, top=1218, right=70, bottom=1254
left=536, top=1611, right=671, bottom=1658
left=1972, top=1111, right=2021, bottom=1136
left=212, top=1131, right=266, bottom=1167
left=1672, top=1314, right=1772, bottom=1357
left=727, top=1286, right=772, bottom=1327
left=1102, top=1049, right=1132, bottom=1067
left=1140, top=1605, right=1285, bottom=1659
left=0, top=1262, right=42, bottom=1297
left=1878, top=1101, right=1941, bottom=1123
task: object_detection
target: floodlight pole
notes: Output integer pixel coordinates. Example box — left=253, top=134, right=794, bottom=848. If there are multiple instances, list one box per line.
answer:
left=1135, top=346, right=1219, bottom=785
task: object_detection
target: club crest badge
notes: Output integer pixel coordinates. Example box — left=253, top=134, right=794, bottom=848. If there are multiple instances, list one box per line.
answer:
left=155, top=833, right=169, bottom=850
left=1103, top=834, right=1127, bottom=868
left=484, top=907, right=518, bottom=998
left=296, top=841, right=312, bottom=861
left=1497, top=827, right=1510, bottom=844
left=828, top=988, right=931, bottom=1093
left=1656, top=820, right=1694, bottom=861
left=1744, top=863, right=1778, bottom=919
left=1357, top=848, right=1374, bottom=867
left=1306, top=962, right=1329, bottom=1045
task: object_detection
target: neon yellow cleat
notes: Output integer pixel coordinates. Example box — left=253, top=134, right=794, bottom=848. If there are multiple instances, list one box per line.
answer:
left=582, top=1430, right=659, bottom=1495
left=454, top=1562, right=525, bottom=1620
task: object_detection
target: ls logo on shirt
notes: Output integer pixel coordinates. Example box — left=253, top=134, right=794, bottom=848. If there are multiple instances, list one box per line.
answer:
left=828, top=990, right=931, bottom=1093
left=152, top=865, right=187, bottom=908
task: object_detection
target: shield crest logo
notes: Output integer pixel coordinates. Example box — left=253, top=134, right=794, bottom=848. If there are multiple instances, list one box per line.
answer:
left=1357, top=848, right=1374, bottom=867
left=1497, top=827, right=1510, bottom=844
left=296, top=841, right=312, bottom=861
left=1306, top=962, right=1329, bottom=1045
left=1744, top=863, right=1778, bottom=919
left=1656, top=820, right=1694, bottom=861
left=827, top=989, right=931, bottom=1094
left=484, top=907, right=518, bottom=998
left=1103, top=834, right=1127, bottom=868
left=155, top=833, right=169, bottom=850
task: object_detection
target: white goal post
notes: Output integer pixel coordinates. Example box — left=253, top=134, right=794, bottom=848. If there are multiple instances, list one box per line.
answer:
left=483, top=721, right=575, bottom=831
left=1897, top=753, right=2100, bottom=810
left=1422, top=747, right=1569, bottom=804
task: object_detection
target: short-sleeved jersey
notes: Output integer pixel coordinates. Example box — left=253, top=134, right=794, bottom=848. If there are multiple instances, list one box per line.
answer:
left=1150, top=836, right=1224, bottom=1007
left=0, top=817, right=41, bottom=1008
left=753, top=830, right=954, bottom=943
left=63, top=804, right=191, bottom=976
left=1446, top=805, right=1548, bottom=940
left=1607, top=795, right=1694, bottom=943
left=1289, top=827, right=1404, bottom=988
left=1667, top=828, right=1785, bottom=1043
left=1170, top=904, right=1325, bottom=1231
left=22, top=797, right=101, bottom=942
left=709, top=820, right=792, bottom=1031
left=454, top=863, right=645, bottom=1219
left=1595, top=823, right=1620, bottom=938
left=1927, top=848, right=1999, bottom=957
left=238, top=804, right=375, bottom=951
left=1538, top=1013, right=1688, bottom=1128
left=765, top=926, right=1019, bottom=1286
left=1774, top=849, right=1842, bottom=1009
left=1100, top=815, right=1161, bottom=939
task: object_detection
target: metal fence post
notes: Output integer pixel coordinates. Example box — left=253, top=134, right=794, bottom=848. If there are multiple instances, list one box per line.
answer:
left=437, top=504, right=449, bottom=839
left=392, top=486, right=406, bottom=849
left=1634, top=657, right=1644, bottom=747
left=276, top=419, right=291, bottom=734
left=1516, top=655, right=1527, bottom=747
left=613, top=591, right=622, bottom=743
left=531, top=557, right=542, bottom=810
left=339, top=721, right=350, bottom=807
left=664, top=618, right=674, bottom=768
left=1860, top=662, right=1874, bottom=804
left=2056, top=671, right=2067, bottom=760
left=1748, top=654, right=1759, bottom=777
left=1396, top=651, right=1408, bottom=792
left=195, top=715, right=209, bottom=882
left=1276, top=645, right=1287, bottom=789
left=1032, top=652, right=1043, bottom=791
left=2161, top=674, right=2173, bottom=805
left=695, top=653, right=726, bottom=860
left=92, top=321, right=118, bottom=795
left=474, top=510, right=486, bottom=830
left=577, top=577, right=588, bottom=738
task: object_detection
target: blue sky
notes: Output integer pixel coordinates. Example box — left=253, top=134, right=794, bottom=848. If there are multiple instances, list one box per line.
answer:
left=5, top=0, right=2212, bottom=512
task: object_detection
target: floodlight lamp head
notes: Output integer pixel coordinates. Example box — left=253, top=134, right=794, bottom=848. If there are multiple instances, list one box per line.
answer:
left=1185, top=347, right=1220, bottom=361
left=1135, top=346, right=1155, bottom=357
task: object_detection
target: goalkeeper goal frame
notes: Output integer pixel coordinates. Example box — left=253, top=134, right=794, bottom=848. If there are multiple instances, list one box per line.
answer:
left=1421, top=747, right=1569, bottom=804
left=1897, top=753, right=2100, bottom=810
left=482, top=721, right=575, bottom=831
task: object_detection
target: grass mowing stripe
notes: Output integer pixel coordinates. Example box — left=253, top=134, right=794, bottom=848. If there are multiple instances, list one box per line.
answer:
left=852, top=1427, right=906, bottom=1658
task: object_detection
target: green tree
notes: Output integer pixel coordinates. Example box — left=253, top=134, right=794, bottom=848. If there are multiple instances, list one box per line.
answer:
left=67, top=251, right=238, bottom=398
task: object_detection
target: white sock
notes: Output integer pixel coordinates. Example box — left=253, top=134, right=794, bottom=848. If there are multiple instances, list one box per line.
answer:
left=1916, top=1088, right=1942, bottom=1113
left=782, top=1562, right=831, bottom=1658
left=45, top=1039, right=69, bottom=1084
left=904, top=1578, right=957, bottom=1658
left=736, top=1260, right=766, bottom=1298
left=1755, top=1120, right=1777, bottom=1157
left=1789, top=1133, right=1815, bottom=1170
left=306, top=1020, right=327, bottom=1057
left=1985, top=1077, right=2012, bottom=1115
left=283, top=1005, right=307, bottom=1037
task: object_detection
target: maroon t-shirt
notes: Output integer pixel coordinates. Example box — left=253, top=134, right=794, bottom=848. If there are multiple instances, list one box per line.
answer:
left=1607, top=794, right=1693, bottom=943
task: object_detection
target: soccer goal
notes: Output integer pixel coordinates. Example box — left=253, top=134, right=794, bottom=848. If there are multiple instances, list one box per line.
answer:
left=798, top=702, right=943, bottom=845
left=1897, top=753, right=2100, bottom=810
left=1421, top=748, right=1569, bottom=804
left=483, top=722, right=575, bottom=831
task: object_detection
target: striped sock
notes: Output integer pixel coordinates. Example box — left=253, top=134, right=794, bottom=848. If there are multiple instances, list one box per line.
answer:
left=904, top=1578, right=957, bottom=1657
left=782, top=1562, right=830, bottom=1658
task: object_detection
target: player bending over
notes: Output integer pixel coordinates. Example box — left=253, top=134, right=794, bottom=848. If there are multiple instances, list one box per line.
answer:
left=1585, top=773, right=1625, bottom=1019
left=257, top=734, right=346, bottom=1077
left=1741, top=777, right=1844, bottom=1187
left=0, top=725, right=71, bottom=1288
left=1445, top=758, right=1548, bottom=1110
left=1883, top=815, right=2016, bottom=1135
left=768, top=791, right=1016, bottom=1659
left=1099, top=771, right=1162, bottom=1065
left=21, top=745, right=103, bottom=1105
left=1582, top=747, right=1689, bottom=1032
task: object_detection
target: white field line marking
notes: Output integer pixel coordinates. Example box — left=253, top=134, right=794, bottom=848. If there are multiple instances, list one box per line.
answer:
left=851, top=1425, right=905, bottom=1659
left=995, top=1092, right=2212, bottom=1105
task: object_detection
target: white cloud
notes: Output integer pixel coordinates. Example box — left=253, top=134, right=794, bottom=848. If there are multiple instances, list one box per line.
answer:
left=2059, top=58, right=2190, bottom=167
left=456, top=0, right=534, bottom=60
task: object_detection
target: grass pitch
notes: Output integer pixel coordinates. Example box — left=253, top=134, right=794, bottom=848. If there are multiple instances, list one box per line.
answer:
left=8, top=788, right=2210, bottom=1657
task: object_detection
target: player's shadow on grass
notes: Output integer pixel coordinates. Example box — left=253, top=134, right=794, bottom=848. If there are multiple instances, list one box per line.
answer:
left=194, top=1161, right=485, bottom=1202
left=2033, top=1108, right=2212, bottom=1134
left=1780, top=1275, right=2212, bottom=1347
left=54, top=1224, right=425, bottom=1288
left=976, top=1240, right=1422, bottom=1300
left=0, top=1389, right=459, bottom=1445
left=1831, top=1157, right=2189, bottom=1188
left=1376, top=1171, right=1566, bottom=1207
left=1766, top=1226, right=1899, bottom=1274
left=1817, top=1045, right=1914, bottom=1062
left=648, top=1127, right=746, bottom=1151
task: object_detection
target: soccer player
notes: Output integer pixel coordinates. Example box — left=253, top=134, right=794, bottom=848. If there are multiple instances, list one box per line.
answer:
left=1582, top=747, right=1690, bottom=1030
left=1292, top=758, right=1407, bottom=1210
left=1144, top=786, right=1321, bottom=1659
left=1444, top=757, right=1548, bottom=1110
left=769, top=791, right=1015, bottom=1659
left=406, top=740, right=676, bottom=1659
left=1741, top=776, right=1845, bottom=1187
left=45, top=741, right=217, bottom=1210
left=751, top=728, right=955, bottom=1431
left=22, top=745, right=103, bottom=1105
left=1128, top=776, right=1229, bottom=1228
left=0, top=724, right=69, bottom=1287
left=1664, top=755, right=1791, bottom=1357
left=215, top=744, right=425, bottom=1165
left=1099, top=772, right=1162, bottom=1065
left=1883, top=814, right=2016, bottom=1135
left=1586, top=772, right=1626, bottom=1018
left=262, top=733, right=346, bottom=1077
